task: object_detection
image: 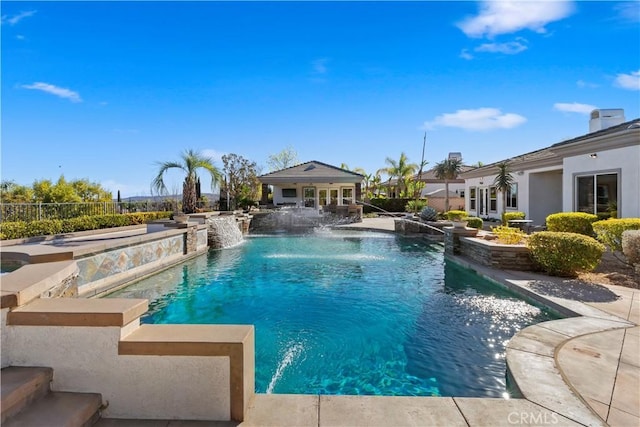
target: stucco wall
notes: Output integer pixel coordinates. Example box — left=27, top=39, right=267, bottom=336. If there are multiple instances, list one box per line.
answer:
left=528, top=169, right=563, bottom=225
left=4, top=322, right=231, bottom=420
left=563, top=145, right=640, bottom=218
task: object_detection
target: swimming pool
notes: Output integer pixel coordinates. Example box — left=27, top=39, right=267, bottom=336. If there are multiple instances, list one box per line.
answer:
left=109, top=230, right=559, bottom=397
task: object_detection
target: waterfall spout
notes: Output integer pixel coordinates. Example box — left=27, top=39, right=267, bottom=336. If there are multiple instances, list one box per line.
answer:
left=207, top=216, right=244, bottom=249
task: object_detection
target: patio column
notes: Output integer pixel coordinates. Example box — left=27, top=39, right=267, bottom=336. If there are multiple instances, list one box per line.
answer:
left=355, top=183, right=362, bottom=202
left=261, top=184, right=269, bottom=205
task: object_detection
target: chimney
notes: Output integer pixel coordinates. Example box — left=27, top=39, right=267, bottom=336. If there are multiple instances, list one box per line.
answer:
left=589, top=109, right=625, bottom=133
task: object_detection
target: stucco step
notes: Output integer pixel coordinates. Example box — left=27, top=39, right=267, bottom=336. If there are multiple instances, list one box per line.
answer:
left=1, top=366, right=53, bottom=423
left=3, top=391, right=102, bottom=427
left=7, top=298, right=148, bottom=327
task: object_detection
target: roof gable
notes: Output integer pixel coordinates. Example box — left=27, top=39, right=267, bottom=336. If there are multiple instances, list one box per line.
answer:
left=258, top=161, right=364, bottom=184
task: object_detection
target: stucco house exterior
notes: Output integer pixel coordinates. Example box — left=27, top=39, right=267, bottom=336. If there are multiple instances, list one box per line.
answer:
left=460, top=110, right=639, bottom=225
left=258, top=161, right=364, bottom=209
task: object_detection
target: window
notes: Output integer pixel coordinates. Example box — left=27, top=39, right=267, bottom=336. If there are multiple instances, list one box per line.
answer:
left=469, top=187, right=476, bottom=210
left=318, top=189, right=328, bottom=206
left=576, top=173, right=618, bottom=216
left=489, top=187, right=497, bottom=212
left=330, top=189, right=338, bottom=205
left=303, top=187, right=316, bottom=208
left=341, top=187, right=353, bottom=205
left=282, top=188, right=297, bottom=198
left=506, top=184, right=518, bottom=209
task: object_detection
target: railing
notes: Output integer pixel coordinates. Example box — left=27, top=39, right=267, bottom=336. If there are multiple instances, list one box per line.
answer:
left=0, top=201, right=182, bottom=223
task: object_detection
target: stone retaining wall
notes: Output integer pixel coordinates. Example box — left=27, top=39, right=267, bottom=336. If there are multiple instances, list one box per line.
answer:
left=444, top=228, right=535, bottom=271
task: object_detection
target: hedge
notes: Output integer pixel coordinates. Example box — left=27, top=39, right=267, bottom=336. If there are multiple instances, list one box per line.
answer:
left=546, top=212, right=598, bottom=236
left=446, top=210, right=468, bottom=221
left=0, top=212, right=172, bottom=240
left=502, top=211, right=525, bottom=226
left=363, top=198, right=415, bottom=214
left=465, top=217, right=483, bottom=230
left=592, top=218, right=640, bottom=252
left=527, top=231, right=604, bottom=277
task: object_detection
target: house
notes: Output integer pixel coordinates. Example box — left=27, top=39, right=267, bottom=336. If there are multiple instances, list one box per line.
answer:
left=460, top=109, right=640, bottom=225
left=384, top=152, right=476, bottom=211
left=415, top=153, right=477, bottom=211
left=258, top=161, right=364, bottom=209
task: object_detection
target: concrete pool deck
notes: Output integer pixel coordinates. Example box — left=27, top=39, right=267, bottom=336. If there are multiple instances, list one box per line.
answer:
left=3, top=217, right=639, bottom=426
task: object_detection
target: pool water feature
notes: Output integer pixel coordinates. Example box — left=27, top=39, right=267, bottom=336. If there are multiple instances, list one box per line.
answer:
left=109, top=230, right=559, bottom=397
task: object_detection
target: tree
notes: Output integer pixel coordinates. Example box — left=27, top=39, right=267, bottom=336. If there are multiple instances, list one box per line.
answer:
left=267, top=146, right=299, bottom=172
left=370, top=174, right=382, bottom=197
left=0, top=180, right=34, bottom=203
left=379, top=153, right=418, bottom=198
left=153, top=149, right=222, bottom=214
left=493, top=161, right=515, bottom=224
left=433, top=157, right=463, bottom=212
left=221, top=153, right=260, bottom=210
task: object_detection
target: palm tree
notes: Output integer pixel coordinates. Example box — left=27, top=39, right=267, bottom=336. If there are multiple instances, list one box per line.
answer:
left=153, top=149, right=222, bottom=214
left=433, top=157, right=463, bottom=212
left=493, top=161, right=515, bottom=224
left=380, top=152, right=418, bottom=198
left=370, top=174, right=382, bottom=197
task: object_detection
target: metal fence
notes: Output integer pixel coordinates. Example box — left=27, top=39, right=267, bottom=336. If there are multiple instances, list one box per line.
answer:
left=0, top=201, right=180, bottom=223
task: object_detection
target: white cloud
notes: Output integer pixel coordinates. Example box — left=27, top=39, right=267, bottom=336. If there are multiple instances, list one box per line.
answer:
left=553, top=102, right=596, bottom=114
left=424, top=108, right=527, bottom=131
left=614, top=70, right=640, bottom=91
left=459, top=49, right=474, bottom=60
left=457, top=1, right=574, bottom=38
left=475, top=39, right=528, bottom=54
left=1, top=10, right=37, bottom=26
left=576, top=80, right=599, bottom=89
left=614, top=2, right=639, bottom=23
left=312, top=58, right=329, bottom=74
left=21, top=82, right=82, bottom=102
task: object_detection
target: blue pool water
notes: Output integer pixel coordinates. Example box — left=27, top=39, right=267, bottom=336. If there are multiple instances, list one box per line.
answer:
left=109, top=230, right=559, bottom=397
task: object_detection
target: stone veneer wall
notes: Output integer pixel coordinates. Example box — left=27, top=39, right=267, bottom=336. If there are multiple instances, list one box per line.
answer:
left=76, top=225, right=209, bottom=297
left=459, top=236, right=535, bottom=271
left=76, top=235, right=184, bottom=287
left=444, top=227, right=535, bottom=271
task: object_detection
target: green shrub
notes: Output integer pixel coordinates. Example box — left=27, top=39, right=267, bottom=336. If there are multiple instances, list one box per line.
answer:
left=527, top=231, right=604, bottom=277
left=0, top=221, right=29, bottom=240
left=0, top=211, right=172, bottom=240
left=491, top=225, right=527, bottom=245
left=546, top=212, right=598, bottom=236
left=446, top=210, right=468, bottom=221
left=363, top=198, right=414, bottom=214
left=465, top=217, right=483, bottom=229
left=502, top=211, right=525, bottom=226
left=593, top=218, right=640, bottom=252
left=622, top=230, right=640, bottom=272
left=405, top=199, right=428, bottom=214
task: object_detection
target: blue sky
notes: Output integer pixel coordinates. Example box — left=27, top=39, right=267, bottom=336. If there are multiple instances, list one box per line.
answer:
left=2, top=1, right=639, bottom=198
